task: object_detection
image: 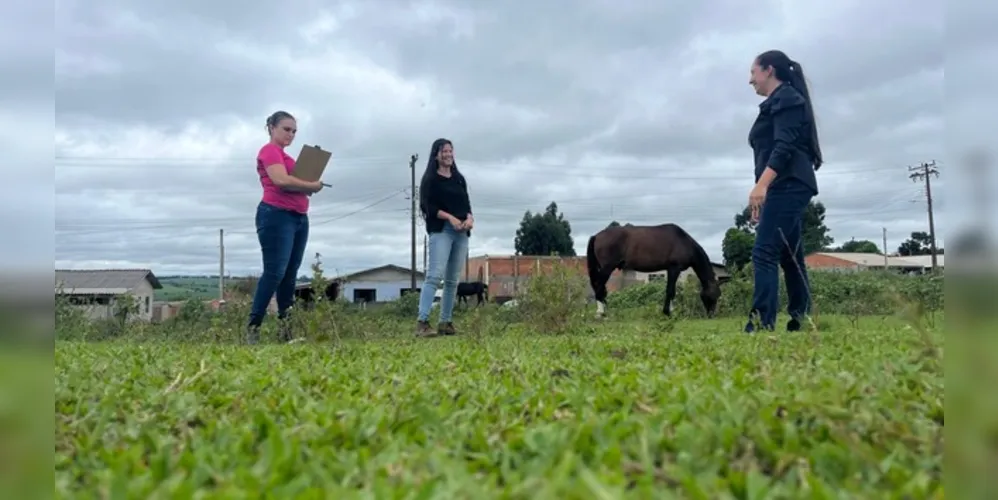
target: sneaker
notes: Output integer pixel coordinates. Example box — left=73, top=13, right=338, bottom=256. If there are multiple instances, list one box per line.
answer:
left=246, top=324, right=261, bottom=345
left=438, top=322, right=457, bottom=336
left=787, top=318, right=802, bottom=332
left=415, top=320, right=438, bottom=338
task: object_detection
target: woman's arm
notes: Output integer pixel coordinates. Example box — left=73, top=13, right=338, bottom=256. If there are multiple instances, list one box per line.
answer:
left=259, top=145, right=320, bottom=192
left=264, top=164, right=321, bottom=192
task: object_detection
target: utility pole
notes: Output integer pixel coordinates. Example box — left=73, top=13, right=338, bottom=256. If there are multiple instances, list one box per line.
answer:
left=882, top=227, right=889, bottom=268
left=908, top=160, right=940, bottom=271
left=409, top=154, right=419, bottom=290
left=218, top=229, right=226, bottom=302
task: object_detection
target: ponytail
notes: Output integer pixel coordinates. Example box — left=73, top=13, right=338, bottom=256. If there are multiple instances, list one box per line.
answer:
left=756, top=50, right=824, bottom=170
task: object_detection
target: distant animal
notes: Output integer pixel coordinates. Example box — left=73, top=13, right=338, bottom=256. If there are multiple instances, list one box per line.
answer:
left=457, top=281, right=488, bottom=306
left=294, top=280, right=340, bottom=309
left=586, top=223, right=721, bottom=318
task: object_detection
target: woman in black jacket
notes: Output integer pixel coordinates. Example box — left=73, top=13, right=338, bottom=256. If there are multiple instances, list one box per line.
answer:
left=414, top=138, right=474, bottom=337
left=745, top=49, right=823, bottom=333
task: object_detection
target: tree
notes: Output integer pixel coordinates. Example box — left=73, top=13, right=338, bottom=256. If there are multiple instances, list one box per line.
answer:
left=607, top=220, right=621, bottom=228
left=832, top=238, right=881, bottom=254
left=897, top=231, right=943, bottom=256
left=722, top=227, right=755, bottom=270
left=721, top=199, right=835, bottom=270
left=514, top=201, right=576, bottom=256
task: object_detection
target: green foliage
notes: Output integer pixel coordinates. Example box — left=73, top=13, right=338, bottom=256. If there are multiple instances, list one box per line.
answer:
left=53, top=265, right=949, bottom=496
left=54, top=314, right=943, bottom=497
left=514, top=201, right=576, bottom=257
left=722, top=227, right=755, bottom=270
left=515, top=261, right=591, bottom=334
left=898, top=231, right=944, bottom=256
left=606, top=269, right=942, bottom=325
left=832, top=238, right=881, bottom=254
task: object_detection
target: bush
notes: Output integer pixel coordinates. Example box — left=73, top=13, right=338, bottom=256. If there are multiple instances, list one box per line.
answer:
left=514, top=260, right=591, bottom=334
left=607, top=269, right=943, bottom=321
left=53, top=264, right=943, bottom=343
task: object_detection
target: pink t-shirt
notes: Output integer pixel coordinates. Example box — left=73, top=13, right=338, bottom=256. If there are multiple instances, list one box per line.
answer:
left=257, top=143, right=309, bottom=214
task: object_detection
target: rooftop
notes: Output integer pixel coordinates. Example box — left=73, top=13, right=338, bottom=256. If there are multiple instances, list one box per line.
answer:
left=55, top=268, right=163, bottom=292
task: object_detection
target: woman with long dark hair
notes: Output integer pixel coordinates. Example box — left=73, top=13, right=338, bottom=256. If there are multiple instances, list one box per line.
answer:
left=246, top=111, right=325, bottom=344
left=414, top=138, right=473, bottom=337
left=745, top=50, right=823, bottom=333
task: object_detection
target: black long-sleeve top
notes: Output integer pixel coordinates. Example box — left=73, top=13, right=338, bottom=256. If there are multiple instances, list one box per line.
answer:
left=421, top=170, right=473, bottom=235
left=748, top=82, right=820, bottom=195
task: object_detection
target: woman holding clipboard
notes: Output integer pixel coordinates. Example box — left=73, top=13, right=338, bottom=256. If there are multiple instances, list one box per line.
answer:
left=246, top=110, right=324, bottom=344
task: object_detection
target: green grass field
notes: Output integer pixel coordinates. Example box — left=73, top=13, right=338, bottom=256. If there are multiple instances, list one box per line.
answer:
left=54, top=315, right=943, bottom=498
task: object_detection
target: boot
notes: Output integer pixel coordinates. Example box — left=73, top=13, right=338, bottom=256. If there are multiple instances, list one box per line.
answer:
left=437, top=322, right=457, bottom=336
left=415, top=320, right=438, bottom=338
left=277, top=317, right=293, bottom=343
left=246, top=324, right=261, bottom=345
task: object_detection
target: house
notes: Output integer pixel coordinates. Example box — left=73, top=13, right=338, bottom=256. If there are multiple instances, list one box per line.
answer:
left=55, top=269, right=162, bottom=322
left=332, top=264, right=426, bottom=303
left=805, top=252, right=944, bottom=273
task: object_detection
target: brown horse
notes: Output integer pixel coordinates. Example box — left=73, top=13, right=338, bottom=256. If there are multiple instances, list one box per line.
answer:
left=586, top=223, right=721, bottom=318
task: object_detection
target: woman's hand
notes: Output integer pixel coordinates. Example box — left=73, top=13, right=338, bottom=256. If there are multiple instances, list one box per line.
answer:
left=309, top=181, right=324, bottom=193
left=449, top=215, right=464, bottom=230
left=463, top=215, right=474, bottom=231
left=748, top=182, right=767, bottom=222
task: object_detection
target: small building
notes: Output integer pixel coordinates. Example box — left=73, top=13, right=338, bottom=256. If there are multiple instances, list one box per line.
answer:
left=332, top=264, right=425, bottom=303
left=55, top=269, right=162, bottom=322
left=805, top=252, right=944, bottom=274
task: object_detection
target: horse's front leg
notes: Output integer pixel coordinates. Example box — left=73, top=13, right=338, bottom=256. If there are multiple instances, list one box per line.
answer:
left=662, top=268, right=679, bottom=316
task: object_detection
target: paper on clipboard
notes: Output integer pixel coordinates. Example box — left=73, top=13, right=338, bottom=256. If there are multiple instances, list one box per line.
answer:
left=291, top=144, right=332, bottom=183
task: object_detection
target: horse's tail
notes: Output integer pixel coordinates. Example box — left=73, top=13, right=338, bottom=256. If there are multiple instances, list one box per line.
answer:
left=586, top=234, right=600, bottom=280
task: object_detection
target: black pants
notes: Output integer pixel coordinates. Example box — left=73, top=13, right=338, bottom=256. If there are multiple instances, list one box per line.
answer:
left=750, top=179, right=814, bottom=329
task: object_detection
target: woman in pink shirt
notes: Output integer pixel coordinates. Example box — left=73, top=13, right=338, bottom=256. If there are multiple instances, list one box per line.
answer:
left=246, top=111, right=324, bottom=344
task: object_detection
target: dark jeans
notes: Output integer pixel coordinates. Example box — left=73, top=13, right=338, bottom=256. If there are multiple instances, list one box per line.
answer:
left=248, top=202, right=309, bottom=327
left=750, top=179, right=814, bottom=330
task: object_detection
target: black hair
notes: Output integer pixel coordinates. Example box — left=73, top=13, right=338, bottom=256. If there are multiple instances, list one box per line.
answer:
left=418, top=138, right=461, bottom=219
left=265, top=110, right=295, bottom=135
left=756, top=50, right=823, bottom=170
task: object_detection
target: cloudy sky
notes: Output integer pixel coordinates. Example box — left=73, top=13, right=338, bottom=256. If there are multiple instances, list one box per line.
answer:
left=48, top=0, right=985, bottom=278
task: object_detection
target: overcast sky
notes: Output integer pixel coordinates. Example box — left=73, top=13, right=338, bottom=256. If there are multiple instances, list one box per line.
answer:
left=46, top=0, right=985, bottom=278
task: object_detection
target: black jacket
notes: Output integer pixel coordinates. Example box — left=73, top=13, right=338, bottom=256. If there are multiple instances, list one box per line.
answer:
left=421, top=170, right=473, bottom=236
left=749, top=83, right=820, bottom=195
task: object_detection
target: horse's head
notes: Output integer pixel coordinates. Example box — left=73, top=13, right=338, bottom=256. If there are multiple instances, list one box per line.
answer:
left=700, top=280, right=721, bottom=317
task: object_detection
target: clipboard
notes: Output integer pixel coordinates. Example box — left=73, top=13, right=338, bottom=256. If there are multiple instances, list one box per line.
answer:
left=291, top=144, right=332, bottom=184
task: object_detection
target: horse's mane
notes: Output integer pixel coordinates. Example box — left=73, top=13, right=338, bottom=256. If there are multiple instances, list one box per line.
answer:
left=670, top=225, right=717, bottom=284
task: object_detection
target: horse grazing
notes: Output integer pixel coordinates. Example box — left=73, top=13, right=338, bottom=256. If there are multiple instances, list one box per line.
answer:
left=457, top=281, right=488, bottom=306
left=294, top=281, right=340, bottom=309
left=586, top=223, right=721, bottom=318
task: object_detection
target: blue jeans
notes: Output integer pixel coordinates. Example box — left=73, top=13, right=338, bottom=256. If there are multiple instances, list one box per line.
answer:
left=750, top=179, right=814, bottom=330
left=249, top=202, right=309, bottom=327
left=417, top=223, right=469, bottom=323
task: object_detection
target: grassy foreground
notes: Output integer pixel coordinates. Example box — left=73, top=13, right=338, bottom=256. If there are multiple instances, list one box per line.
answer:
left=55, top=316, right=942, bottom=498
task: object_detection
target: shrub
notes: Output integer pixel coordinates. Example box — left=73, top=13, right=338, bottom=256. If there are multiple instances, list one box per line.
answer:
left=514, top=260, right=590, bottom=334
left=607, top=269, right=942, bottom=321
left=53, top=264, right=943, bottom=343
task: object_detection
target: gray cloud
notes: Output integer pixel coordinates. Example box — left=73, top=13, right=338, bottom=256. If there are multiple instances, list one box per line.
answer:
left=52, top=0, right=964, bottom=277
